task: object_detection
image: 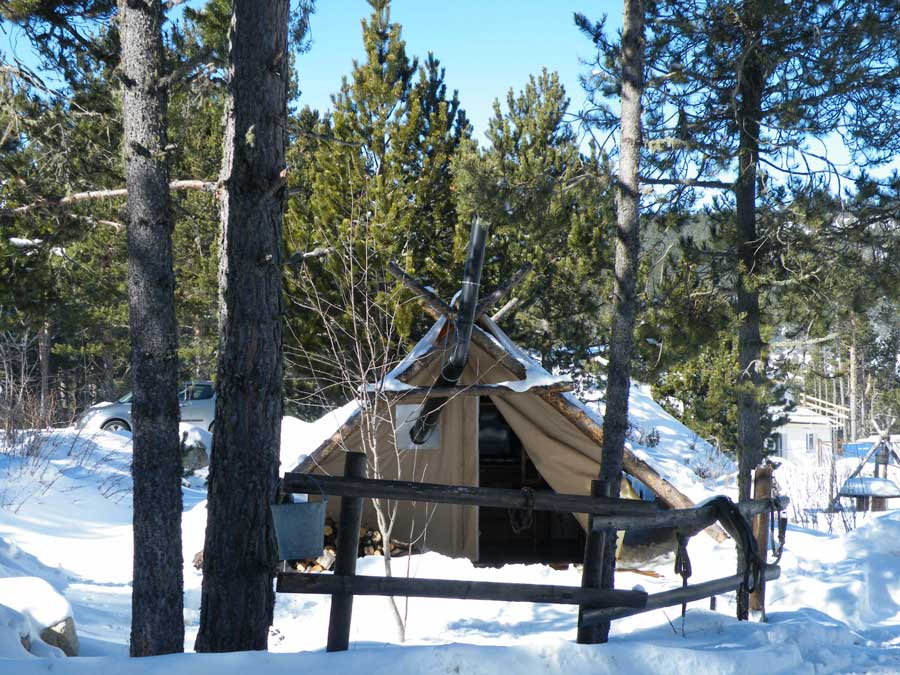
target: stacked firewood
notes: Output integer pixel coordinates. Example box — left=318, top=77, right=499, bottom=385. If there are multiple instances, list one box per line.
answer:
left=289, top=517, right=413, bottom=573
left=358, top=526, right=408, bottom=557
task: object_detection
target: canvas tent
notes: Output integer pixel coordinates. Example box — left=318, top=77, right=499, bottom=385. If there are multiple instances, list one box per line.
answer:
left=292, top=315, right=723, bottom=563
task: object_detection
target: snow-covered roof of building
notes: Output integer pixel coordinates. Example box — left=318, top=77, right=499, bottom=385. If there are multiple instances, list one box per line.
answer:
left=839, top=476, right=900, bottom=498
left=779, top=405, right=835, bottom=429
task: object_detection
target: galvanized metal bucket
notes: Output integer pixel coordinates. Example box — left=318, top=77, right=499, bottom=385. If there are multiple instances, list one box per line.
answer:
left=271, top=499, right=327, bottom=560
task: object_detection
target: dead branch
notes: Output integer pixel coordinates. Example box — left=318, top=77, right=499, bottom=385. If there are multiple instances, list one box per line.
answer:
left=386, top=261, right=454, bottom=318
left=490, top=297, right=521, bottom=323
left=4, top=179, right=218, bottom=217
left=475, top=263, right=533, bottom=319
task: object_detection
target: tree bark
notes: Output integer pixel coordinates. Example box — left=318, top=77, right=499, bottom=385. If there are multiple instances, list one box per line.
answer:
left=121, top=0, right=184, bottom=657
left=583, top=0, right=644, bottom=645
left=38, top=321, right=51, bottom=419
left=734, top=0, right=766, bottom=503
left=849, top=312, right=858, bottom=439
left=195, top=0, right=289, bottom=653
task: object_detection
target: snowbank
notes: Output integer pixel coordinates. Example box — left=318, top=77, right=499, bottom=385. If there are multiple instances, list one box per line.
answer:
left=5, top=415, right=900, bottom=672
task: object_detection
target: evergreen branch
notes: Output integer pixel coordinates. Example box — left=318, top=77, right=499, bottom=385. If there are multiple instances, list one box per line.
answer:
left=639, top=176, right=733, bottom=190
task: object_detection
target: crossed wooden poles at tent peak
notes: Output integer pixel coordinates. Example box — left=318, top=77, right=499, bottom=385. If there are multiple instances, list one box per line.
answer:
left=387, top=260, right=532, bottom=326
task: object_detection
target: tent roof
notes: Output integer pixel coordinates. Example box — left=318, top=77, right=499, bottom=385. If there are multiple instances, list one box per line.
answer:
left=285, top=316, right=729, bottom=523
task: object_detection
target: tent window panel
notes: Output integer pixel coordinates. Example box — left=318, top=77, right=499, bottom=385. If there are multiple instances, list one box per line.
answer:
left=478, top=401, right=521, bottom=464
left=394, top=403, right=441, bottom=450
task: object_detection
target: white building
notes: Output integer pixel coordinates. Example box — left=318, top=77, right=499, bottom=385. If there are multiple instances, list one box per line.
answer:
left=773, top=405, right=836, bottom=463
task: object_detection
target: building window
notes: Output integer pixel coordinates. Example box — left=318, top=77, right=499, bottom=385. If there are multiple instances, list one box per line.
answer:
left=806, top=433, right=815, bottom=452
left=773, top=433, right=784, bottom=456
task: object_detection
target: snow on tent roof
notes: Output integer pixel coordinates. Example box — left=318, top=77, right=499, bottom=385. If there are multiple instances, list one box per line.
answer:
left=479, top=316, right=731, bottom=502
left=839, top=476, right=900, bottom=498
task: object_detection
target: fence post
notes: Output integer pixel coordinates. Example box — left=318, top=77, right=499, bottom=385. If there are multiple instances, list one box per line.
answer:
left=577, top=479, right=608, bottom=644
left=749, top=463, right=772, bottom=621
left=326, top=451, right=367, bottom=652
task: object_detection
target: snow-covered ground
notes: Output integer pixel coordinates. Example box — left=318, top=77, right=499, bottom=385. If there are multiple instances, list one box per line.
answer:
left=3, top=417, right=900, bottom=673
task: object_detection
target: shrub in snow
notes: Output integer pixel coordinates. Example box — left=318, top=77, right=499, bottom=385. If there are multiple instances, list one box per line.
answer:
left=180, top=424, right=212, bottom=474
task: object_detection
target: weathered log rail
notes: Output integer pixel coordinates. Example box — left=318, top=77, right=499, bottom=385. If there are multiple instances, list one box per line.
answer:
left=278, top=456, right=788, bottom=652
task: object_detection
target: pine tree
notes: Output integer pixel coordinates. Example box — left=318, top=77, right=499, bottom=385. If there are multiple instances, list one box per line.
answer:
left=282, top=0, right=468, bottom=413
left=578, top=0, right=900, bottom=501
left=195, top=0, right=293, bottom=652
left=452, top=70, right=613, bottom=374
left=120, top=0, right=184, bottom=655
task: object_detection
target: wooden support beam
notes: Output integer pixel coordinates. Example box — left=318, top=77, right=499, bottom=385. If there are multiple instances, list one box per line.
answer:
left=590, top=496, right=788, bottom=538
left=490, top=297, right=521, bottom=323
left=578, top=479, right=610, bottom=644
left=580, top=564, right=781, bottom=627
left=282, top=473, right=661, bottom=517
left=475, top=263, right=533, bottom=319
left=386, top=261, right=454, bottom=319
left=537, top=391, right=730, bottom=543
left=470, top=326, right=528, bottom=380
left=282, top=472, right=788, bottom=530
left=278, top=572, right=649, bottom=608
left=749, top=465, right=773, bottom=619
left=621, top=451, right=730, bottom=544
left=366, top=380, right=573, bottom=401
left=296, top=407, right=361, bottom=473
left=326, top=452, right=366, bottom=653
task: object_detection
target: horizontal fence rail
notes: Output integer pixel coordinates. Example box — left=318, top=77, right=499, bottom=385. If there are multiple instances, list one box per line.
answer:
left=281, top=472, right=788, bottom=531
left=278, top=460, right=788, bottom=652
left=580, top=564, right=782, bottom=628
left=277, top=573, right=649, bottom=608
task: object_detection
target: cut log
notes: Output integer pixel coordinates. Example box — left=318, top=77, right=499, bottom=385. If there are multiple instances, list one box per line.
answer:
left=470, top=326, right=527, bottom=380
left=580, top=564, right=781, bottom=626
left=490, top=297, right=521, bottom=323
left=296, top=407, right=362, bottom=473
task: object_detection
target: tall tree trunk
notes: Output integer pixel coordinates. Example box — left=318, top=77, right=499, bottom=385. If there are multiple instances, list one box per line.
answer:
left=195, top=0, right=289, bottom=653
left=734, top=1, right=765, bottom=503
left=581, top=0, right=643, bottom=645
left=120, top=0, right=184, bottom=657
left=101, top=331, right=116, bottom=401
left=38, top=320, right=50, bottom=420
left=849, top=312, right=858, bottom=439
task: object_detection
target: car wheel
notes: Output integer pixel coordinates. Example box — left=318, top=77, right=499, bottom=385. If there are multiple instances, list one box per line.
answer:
left=102, top=419, right=131, bottom=432
left=208, top=421, right=215, bottom=433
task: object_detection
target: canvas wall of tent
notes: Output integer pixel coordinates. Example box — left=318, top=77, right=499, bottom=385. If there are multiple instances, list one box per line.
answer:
left=287, top=312, right=733, bottom=565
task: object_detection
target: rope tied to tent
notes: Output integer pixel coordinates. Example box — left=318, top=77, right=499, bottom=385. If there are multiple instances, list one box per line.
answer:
left=674, top=532, right=692, bottom=636
left=508, top=486, right=535, bottom=534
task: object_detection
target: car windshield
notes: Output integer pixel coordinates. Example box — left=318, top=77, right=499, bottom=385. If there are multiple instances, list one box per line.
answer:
left=178, top=383, right=214, bottom=401
left=117, top=384, right=212, bottom=404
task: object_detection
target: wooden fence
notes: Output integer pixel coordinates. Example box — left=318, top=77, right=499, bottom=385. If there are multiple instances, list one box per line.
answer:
left=278, top=452, right=787, bottom=652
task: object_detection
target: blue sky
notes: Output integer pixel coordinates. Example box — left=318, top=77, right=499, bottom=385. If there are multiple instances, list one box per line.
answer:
left=294, top=1, right=621, bottom=141
left=1, top=1, right=621, bottom=142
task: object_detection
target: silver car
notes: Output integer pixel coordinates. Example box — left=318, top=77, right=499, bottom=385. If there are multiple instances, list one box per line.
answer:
left=76, top=381, right=217, bottom=432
